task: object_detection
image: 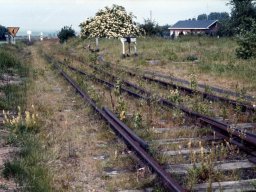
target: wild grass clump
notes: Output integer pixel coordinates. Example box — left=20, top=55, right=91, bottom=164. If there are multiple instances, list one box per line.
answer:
left=0, top=50, right=21, bottom=70
left=2, top=105, right=51, bottom=192
left=0, top=84, right=27, bottom=110
left=0, top=48, right=28, bottom=77
left=2, top=105, right=52, bottom=192
left=2, top=135, right=52, bottom=192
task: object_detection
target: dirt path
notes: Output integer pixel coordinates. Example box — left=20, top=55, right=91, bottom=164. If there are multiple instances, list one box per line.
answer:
left=27, top=44, right=111, bottom=191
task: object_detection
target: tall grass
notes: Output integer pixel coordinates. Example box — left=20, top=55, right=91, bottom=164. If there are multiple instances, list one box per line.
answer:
left=66, top=36, right=256, bottom=92
left=0, top=50, right=22, bottom=76
left=1, top=44, right=53, bottom=192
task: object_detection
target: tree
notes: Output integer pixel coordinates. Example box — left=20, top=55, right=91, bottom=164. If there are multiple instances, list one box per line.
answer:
left=197, top=14, right=207, bottom=20
left=236, top=19, right=256, bottom=59
left=140, top=19, right=161, bottom=36
left=57, top=26, right=76, bottom=43
left=0, top=25, right=7, bottom=41
left=217, top=19, right=234, bottom=36
left=80, top=4, right=143, bottom=38
left=159, top=24, right=171, bottom=37
left=228, top=0, right=256, bottom=58
left=208, top=12, right=230, bottom=20
left=229, top=0, right=256, bottom=33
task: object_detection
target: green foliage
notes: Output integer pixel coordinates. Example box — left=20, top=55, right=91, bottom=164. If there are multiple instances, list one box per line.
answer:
left=197, top=14, right=207, bottom=20
left=0, top=85, right=27, bottom=111
left=0, top=50, right=21, bottom=71
left=217, top=19, right=234, bottom=37
left=229, top=0, right=256, bottom=33
left=194, top=12, right=232, bottom=36
left=140, top=19, right=161, bottom=36
left=115, top=96, right=126, bottom=114
left=140, top=19, right=157, bottom=36
left=0, top=45, right=52, bottom=191
left=190, top=73, right=198, bottom=91
left=133, top=112, right=142, bottom=129
left=88, top=52, right=98, bottom=64
left=236, top=20, right=256, bottom=59
left=80, top=4, right=143, bottom=38
left=167, top=89, right=182, bottom=104
left=3, top=136, right=52, bottom=192
left=187, top=165, right=211, bottom=189
left=0, top=49, right=28, bottom=110
left=0, top=25, right=7, bottom=40
left=194, top=12, right=230, bottom=21
left=140, top=19, right=170, bottom=37
left=228, top=0, right=256, bottom=58
left=208, top=12, right=230, bottom=21
left=114, top=79, right=122, bottom=96
left=186, top=54, right=198, bottom=61
left=57, top=26, right=76, bottom=43
left=167, top=51, right=178, bottom=61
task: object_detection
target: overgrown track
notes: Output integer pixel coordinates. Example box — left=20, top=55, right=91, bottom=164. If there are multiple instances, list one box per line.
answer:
left=94, top=59, right=256, bottom=113
left=61, top=62, right=256, bottom=158
left=98, top=55, right=256, bottom=102
left=67, top=53, right=256, bottom=113
left=45, top=54, right=186, bottom=192
left=122, top=68, right=256, bottom=113
left=43, top=52, right=256, bottom=191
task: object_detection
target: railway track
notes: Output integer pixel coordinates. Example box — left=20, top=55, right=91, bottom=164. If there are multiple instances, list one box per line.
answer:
left=76, top=53, right=256, bottom=110
left=44, top=54, right=185, bottom=191
left=44, top=52, right=256, bottom=191
left=64, top=61, right=256, bottom=153
left=64, top=52, right=256, bottom=115
left=97, top=55, right=256, bottom=103
left=95, top=58, right=256, bottom=113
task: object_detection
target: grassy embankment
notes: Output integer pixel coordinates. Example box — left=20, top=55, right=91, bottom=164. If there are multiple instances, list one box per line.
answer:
left=61, top=36, right=256, bottom=96
left=0, top=43, right=52, bottom=191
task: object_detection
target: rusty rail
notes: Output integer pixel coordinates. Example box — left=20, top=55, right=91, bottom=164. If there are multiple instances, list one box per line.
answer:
left=93, top=64, right=255, bottom=113
left=46, top=55, right=185, bottom=192
left=64, top=63, right=256, bottom=151
left=140, top=73, right=255, bottom=112
left=133, top=67, right=255, bottom=102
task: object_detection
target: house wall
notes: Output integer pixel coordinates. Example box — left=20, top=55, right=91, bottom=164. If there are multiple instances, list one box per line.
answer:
left=170, top=29, right=206, bottom=38
left=206, top=22, right=219, bottom=35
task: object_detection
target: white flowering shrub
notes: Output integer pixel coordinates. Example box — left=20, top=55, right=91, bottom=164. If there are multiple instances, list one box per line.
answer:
left=80, top=4, right=143, bottom=38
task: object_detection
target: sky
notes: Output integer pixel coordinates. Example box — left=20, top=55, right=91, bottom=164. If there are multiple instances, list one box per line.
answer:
left=0, top=0, right=231, bottom=35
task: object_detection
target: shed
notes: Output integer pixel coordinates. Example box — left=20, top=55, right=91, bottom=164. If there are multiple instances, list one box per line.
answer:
left=168, top=20, right=219, bottom=37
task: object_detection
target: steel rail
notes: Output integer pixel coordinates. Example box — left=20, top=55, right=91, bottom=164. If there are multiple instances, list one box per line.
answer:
left=103, top=107, right=149, bottom=149
left=64, top=63, right=256, bottom=149
left=67, top=65, right=149, bottom=100
left=82, top=60, right=255, bottom=113
left=111, top=66, right=255, bottom=113
left=46, top=57, right=185, bottom=192
left=73, top=53, right=256, bottom=104
left=134, top=68, right=255, bottom=102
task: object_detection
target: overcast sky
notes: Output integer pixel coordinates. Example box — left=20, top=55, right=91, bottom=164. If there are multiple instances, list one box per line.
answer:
left=0, top=0, right=230, bottom=35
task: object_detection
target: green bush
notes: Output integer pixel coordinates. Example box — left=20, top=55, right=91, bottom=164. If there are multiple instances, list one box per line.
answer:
left=186, top=54, right=198, bottom=61
left=0, top=25, right=7, bottom=41
left=57, top=26, right=76, bottom=43
left=236, top=22, right=256, bottom=59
